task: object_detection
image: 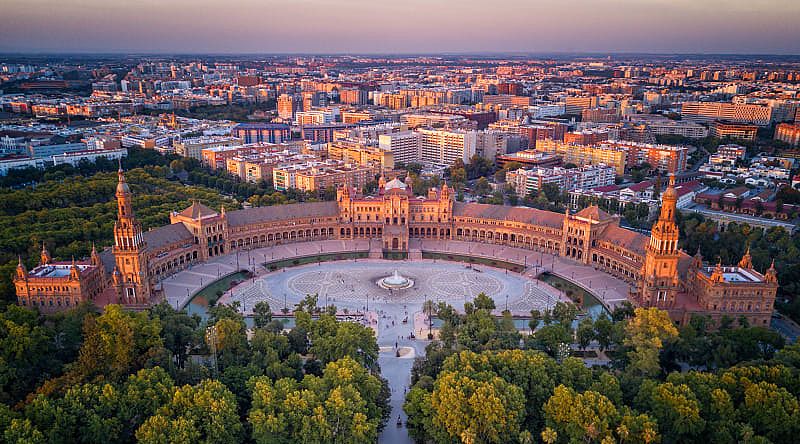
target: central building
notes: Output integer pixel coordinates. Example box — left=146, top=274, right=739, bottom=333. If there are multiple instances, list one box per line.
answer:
left=15, top=170, right=778, bottom=329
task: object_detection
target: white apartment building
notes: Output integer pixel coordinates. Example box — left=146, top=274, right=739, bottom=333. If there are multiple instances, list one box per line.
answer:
left=379, top=132, right=421, bottom=165
left=527, top=103, right=566, bottom=119
left=379, top=129, right=478, bottom=166
left=506, top=164, right=616, bottom=197
left=418, top=129, right=477, bottom=166
left=52, top=147, right=128, bottom=167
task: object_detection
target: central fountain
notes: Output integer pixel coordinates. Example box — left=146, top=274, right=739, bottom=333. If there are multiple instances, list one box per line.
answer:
left=377, top=270, right=414, bottom=290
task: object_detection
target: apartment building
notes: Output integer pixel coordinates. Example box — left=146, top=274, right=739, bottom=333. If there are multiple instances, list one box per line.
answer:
left=226, top=152, right=316, bottom=183
left=418, top=129, right=477, bottom=166
left=536, top=139, right=627, bottom=175
left=710, top=122, right=758, bottom=141
left=272, top=160, right=380, bottom=192
left=506, top=163, right=616, bottom=196
left=327, top=140, right=394, bottom=171
left=603, top=141, right=689, bottom=174
left=173, top=136, right=242, bottom=160
left=681, top=102, right=773, bottom=126
left=378, top=131, right=421, bottom=165
left=775, top=123, right=800, bottom=146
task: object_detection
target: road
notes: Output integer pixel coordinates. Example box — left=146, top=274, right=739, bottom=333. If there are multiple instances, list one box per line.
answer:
left=374, top=302, right=428, bottom=444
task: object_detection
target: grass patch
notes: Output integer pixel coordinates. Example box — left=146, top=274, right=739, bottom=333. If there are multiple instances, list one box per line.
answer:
left=187, top=271, right=251, bottom=309
left=382, top=251, right=408, bottom=260
left=264, top=252, right=368, bottom=271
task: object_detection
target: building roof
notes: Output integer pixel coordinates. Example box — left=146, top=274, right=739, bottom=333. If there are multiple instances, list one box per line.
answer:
left=384, top=178, right=407, bottom=191
left=177, top=201, right=219, bottom=220
left=574, top=206, right=614, bottom=222
left=226, top=201, right=340, bottom=227
left=599, top=225, right=648, bottom=256
left=453, top=202, right=564, bottom=228
left=144, top=223, right=193, bottom=250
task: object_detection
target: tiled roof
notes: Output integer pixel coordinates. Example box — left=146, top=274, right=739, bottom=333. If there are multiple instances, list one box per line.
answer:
left=227, top=201, right=340, bottom=227
left=599, top=225, right=648, bottom=256
left=178, top=201, right=218, bottom=220
left=144, top=224, right=193, bottom=250
left=453, top=202, right=564, bottom=228
left=574, top=206, right=613, bottom=222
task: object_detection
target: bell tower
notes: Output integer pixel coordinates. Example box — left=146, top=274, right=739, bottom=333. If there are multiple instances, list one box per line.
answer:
left=112, top=166, right=151, bottom=304
left=637, top=174, right=681, bottom=308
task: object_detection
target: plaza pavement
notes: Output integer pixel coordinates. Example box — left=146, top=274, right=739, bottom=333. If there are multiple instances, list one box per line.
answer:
left=159, top=237, right=635, bottom=443
left=416, top=239, right=633, bottom=310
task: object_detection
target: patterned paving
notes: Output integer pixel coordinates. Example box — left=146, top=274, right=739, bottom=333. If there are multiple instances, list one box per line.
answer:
left=220, top=260, right=566, bottom=314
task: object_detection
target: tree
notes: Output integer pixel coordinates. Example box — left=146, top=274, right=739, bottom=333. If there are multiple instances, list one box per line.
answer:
left=149, top=302, right=199, bottom=369
left=206, top=318, right=249, bottom=370
left=624, top=308, right=679, bottom=377
left=430, top=371, right=526, bottom=444
left=70, top=304, right=164, bottom=383
left=0, top=305, right=58, bottom=404
left=635, top=381, right=705, bottom=443
left=593, top=313, right=614, bottom=351
left=136, top=379, right=242, bottom=444
left=577, top=317, right=595, bottom=351
left=308, top=314, right=380, bottom=371
left=423, top=299, right=436, bottom=339
left=252, top=301, right=272, bottom=328
left=249, top=357, right=387, bottom=444
left=740, top=381, right=800, bottom=443
left=528, top=324, right=572, bottom=358
left=473, top=292, right=496, bottom=311
left=544, top=385, right=619, bottom=443
left=474, top=177, right=492, bottom=196
left=551, top=301, right=578, bottom=327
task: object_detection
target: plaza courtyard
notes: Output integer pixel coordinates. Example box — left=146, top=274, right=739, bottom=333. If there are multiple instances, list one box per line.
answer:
left=159, top=238, right=633, bottom=444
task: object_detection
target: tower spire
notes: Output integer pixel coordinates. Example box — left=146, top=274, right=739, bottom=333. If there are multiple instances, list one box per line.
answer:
left=40, top=242, right=51, bottom=265
left=638, top=173, right=680, bottom=308
left=738, top=245, right=753, bottom=269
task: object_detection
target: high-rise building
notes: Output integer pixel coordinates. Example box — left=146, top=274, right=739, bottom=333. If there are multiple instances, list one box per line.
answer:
left=565, top=96, right=599, bottom=115
left=378, top=132, right=422, bottom=165
left=418, top=129, right=478, bottom=166
left=277, top=94, right=301, bottom=119
left=536, top=139, right=628, bottom=175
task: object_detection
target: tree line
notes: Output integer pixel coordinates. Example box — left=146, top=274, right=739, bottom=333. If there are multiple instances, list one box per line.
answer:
left=0, top=295, right=389, bottom=443
left=404, top=295, right=799, bottom=444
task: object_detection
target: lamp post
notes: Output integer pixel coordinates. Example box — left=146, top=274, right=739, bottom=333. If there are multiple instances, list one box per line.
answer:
left=206, top=326, right=218, bottom=377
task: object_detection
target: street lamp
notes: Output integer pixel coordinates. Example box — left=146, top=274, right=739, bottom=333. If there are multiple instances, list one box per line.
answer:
left=206, top=326, right=218, bottom=377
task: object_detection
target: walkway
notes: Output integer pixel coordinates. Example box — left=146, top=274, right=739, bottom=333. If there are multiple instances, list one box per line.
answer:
left=417, top=239, right=633, bottom=310
left=161, top=239, right=370, bottom=309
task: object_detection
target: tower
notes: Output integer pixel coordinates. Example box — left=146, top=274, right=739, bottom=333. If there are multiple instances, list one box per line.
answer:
left=738, top=246, right=753, bottom=269
left=637, top=174, right=681, bottom=308
left=112, top=166, right=151, bottom=304
left=40, top=243, right=51, bottom=265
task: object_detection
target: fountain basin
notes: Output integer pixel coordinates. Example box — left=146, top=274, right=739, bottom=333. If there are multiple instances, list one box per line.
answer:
left=377, top=270, right=414, bottom=290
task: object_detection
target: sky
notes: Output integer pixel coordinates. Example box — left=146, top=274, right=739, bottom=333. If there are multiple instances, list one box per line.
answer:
left=1, top=0, right=799, bottom=54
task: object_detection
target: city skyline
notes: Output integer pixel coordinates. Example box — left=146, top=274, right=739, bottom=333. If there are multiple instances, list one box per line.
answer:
left=2, top=0, right=800, bottom=54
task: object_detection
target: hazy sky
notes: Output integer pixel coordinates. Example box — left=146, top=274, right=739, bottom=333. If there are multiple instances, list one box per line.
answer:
left=1, top=0, right=799, bottom=54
